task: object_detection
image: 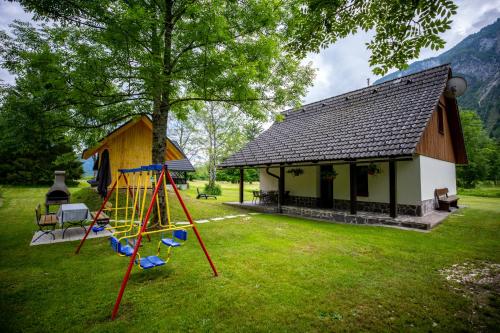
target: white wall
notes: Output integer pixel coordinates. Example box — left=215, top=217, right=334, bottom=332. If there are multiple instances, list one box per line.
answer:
left=285, top=166, right=320, bottom=197
left=260, top=168, right=279, bottom=192
left=397, top=159, right=422, bottom=205
left=419, top=155, right=457, bottom=200
left=258, top=157, right=457, bottom=205
left=325, top=161, right=421, bottom=205
left=260, top=166, right=320, bottom=197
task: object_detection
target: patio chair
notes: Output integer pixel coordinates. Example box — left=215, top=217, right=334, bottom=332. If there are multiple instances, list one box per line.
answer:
left=91, top=201, right=112, bottom=233
left=252, top=190, right=261, bottom=204
left=33, top=203, right=58, bottom=243
left=90, top=210, right=110, bottom=233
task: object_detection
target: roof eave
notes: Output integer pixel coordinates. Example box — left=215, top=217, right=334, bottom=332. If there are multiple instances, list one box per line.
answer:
left=218, top=153, right=415, bottom=169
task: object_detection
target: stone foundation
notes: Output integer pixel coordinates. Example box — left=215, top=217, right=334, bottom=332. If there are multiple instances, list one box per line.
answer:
left=332, top=199, right=427, bottom=216
left=282, top=197, right=431, bottom=217
left=224, top=202, right=452, bottom=230
left=262, top=194, right=434, bottom=217
left=285, top=195, right=320, bottom=208
left=420, top=198, right=435, bottom=216
left=280, top=206, right=431, bottom=230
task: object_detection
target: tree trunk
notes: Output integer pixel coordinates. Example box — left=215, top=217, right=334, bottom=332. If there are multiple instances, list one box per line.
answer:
left=208, top=153, right=216, bottom=188
left=207, top=107, right=217, bottom=189
left=151, top=109, right=168, bottom=164
left=150, top=0, right=173, bottom=227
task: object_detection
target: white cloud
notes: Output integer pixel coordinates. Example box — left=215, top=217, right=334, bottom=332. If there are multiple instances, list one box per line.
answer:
left=0, top=1, right=36, bottom=84
left=302, top=0, right=500, bottom=105
left=0, top=1, right=33, bottom=30
left=302, top=30, right=378, bottom=103
left=1, top=0, right=499, bottom=102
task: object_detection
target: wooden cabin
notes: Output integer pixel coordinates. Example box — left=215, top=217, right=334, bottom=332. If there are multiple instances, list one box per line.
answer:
left=82, top=116, right=191, bottom=187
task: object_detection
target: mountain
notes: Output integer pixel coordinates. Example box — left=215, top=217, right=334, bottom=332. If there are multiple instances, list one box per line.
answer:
left=375, top=18, right=500, bottom=139
left=82, top=158, right=94, bottom=177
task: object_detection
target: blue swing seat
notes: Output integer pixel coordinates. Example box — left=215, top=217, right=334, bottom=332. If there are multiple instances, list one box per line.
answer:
left=109, top=237, right=134, bottom=256
left=92, top=225, right=105, bottom=233
left=161, top=229, right=187, bottom=247
left=161, top=238, right=180, bottom=247
left=138, top=256, right=165, bottom=269
left=120, top=245, right=134, bottom=256
left=174, top=229, right=188, bottom=241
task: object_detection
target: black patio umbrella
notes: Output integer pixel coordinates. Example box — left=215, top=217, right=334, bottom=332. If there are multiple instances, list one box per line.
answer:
left=97, top=149, right=111, bottom=198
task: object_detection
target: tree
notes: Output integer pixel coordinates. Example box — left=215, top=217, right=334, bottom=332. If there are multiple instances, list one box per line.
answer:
left=10, top=0, right=314, bottom=166
left=288, top=0, right=457, bottom=75
left=198, top=103, right=246, bottom=192
left=0, top=81, right=82, bottom=185
left=167, top=111, right=201, bottom=161
left=457, top=110, right=497, bottom=188
left=0, top=22, right=141, bottom=145
left=486, top=141, right=500, bottom=185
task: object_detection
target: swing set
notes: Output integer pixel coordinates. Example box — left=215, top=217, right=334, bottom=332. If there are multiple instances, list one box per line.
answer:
left=75, top=164, right=218, bottom=320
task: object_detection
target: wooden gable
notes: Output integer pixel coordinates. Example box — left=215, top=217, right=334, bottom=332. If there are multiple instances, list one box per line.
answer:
left=82, top=116, right=184, bottom=161
left=415, top=95, right=468, bottom=164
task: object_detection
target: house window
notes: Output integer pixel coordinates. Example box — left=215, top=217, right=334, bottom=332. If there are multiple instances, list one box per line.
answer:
left=437, top=105, right=444, bottom=134
left=356, top=166, right=368, bottom=197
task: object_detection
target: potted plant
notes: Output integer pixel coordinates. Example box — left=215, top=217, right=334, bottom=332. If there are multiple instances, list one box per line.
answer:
left=367, top=163, right=381, bottom=176
left=322, top=168, right=338, bottom=180
left=287, top=168, right=304, bottom=177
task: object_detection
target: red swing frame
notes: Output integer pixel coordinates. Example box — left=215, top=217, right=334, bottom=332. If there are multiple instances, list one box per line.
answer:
left=75, top=165, right=218, bottom=320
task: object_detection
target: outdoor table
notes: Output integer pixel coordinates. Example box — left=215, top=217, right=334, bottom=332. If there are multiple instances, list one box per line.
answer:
left=57, top=203, right=91, bottom=239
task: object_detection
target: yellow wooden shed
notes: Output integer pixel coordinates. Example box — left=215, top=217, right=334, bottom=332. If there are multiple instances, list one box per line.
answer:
left=82, top=116, right=187, bottom=187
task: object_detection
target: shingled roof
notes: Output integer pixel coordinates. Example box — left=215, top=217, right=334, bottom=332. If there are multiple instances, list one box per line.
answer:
left=165, top=158, right=195, bottom=172
left=220, top=64, right=454, bottom=168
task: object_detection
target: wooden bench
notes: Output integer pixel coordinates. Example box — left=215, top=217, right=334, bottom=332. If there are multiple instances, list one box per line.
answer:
left=434, top=188, right=459, bottom=212
left=91, top=211, right=110, bottom=226
left=196, top=188, right=217, bottom=200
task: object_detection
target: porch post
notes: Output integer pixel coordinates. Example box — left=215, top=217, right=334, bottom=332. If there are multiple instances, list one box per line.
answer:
left=239, top=168, right=244, bottom=204
left=389, top=159, right=397, bottom=218
left=278, top=166, right=285, bottom=213
left=349, top=162, right=357, bottom=214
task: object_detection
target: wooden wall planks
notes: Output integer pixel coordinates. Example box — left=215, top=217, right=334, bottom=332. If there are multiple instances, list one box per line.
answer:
left=415, top=95, right=457, bottom=163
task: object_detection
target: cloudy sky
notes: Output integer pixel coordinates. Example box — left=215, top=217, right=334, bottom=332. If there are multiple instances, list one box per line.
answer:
left=1, top=0, right=500, bottom=104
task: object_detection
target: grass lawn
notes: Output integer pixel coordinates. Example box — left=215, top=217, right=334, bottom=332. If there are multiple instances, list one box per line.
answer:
left=458, top=184, right=500, bottom=198
left=0, top=182, right=499, bottom=332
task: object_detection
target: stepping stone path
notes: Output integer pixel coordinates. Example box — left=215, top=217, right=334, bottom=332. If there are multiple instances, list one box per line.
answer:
left=30, top=213, right=261, bottom=246
left=181, top=213, right=260, bottom=225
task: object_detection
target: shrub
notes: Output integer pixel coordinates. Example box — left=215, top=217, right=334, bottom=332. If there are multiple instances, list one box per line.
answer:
left=204, top=183, right=222, bottom=195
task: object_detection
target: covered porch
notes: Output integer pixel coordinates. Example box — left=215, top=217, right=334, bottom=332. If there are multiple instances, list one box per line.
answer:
left=233, top=157, right=415, bottom=216
left=226, top=156, right=455, bottom=230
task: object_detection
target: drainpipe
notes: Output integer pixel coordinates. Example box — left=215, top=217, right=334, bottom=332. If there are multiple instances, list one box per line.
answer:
left=266, top=167, right=282, bottom=213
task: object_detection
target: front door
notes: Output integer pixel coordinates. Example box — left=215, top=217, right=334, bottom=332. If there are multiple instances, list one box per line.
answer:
left=319, top=165, right=334, bottom=208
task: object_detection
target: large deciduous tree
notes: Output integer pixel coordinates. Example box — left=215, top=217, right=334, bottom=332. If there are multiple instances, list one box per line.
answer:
left=10, top=0, right=314, bottom=166
left=199, top=103, right=246, bottom=191
left=287, top=0, right=457, bottom=75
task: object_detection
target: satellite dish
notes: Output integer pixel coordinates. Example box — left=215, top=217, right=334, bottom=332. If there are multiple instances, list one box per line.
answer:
left=444, top=77, right=467, bottom=98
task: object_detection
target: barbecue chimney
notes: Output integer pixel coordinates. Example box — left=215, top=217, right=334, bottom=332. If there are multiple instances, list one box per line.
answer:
left=45, top=171, right=70, bottom=213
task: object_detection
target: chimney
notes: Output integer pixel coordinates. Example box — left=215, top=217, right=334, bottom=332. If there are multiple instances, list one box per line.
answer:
left=367, top=78, right=370, bottom=86
left=45, top=170, right=71, bottom=213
